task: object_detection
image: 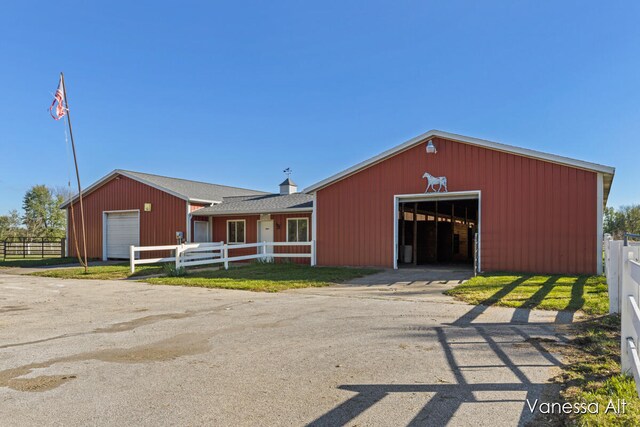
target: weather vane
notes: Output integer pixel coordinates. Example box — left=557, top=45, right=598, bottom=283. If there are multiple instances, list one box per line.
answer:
left=283, top=167, right=292, bottom=178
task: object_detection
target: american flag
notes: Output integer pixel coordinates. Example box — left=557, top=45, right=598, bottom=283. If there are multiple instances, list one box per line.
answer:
left=49, top=76, right=66, bottom=120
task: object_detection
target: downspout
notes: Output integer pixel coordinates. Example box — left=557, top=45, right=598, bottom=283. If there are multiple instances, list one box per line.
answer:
left=596, top=173, right=604, bottom=275
left=393, top=196, right=398, bottom=269
left=186, top=202, right=192, bottom=243
left=312, top=192, right=317, bottom=266
left=65, top=207, right=69, bottom=257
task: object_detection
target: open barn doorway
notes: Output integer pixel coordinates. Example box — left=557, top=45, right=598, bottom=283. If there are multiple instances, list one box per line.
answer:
left=395, top=193, right=479, bottom=269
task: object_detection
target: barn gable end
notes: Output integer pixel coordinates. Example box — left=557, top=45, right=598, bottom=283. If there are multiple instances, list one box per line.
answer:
left=310, top=133, right=609, bottom=275
left=67, top=174, right=188, bottom=259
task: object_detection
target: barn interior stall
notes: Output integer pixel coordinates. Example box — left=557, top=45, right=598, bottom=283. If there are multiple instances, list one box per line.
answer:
left=397, top=199, right=478, bottom=266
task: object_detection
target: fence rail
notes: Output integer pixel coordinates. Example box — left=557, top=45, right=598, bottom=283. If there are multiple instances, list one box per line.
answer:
left=1, top=238, right=66, bottom=260
left=604, top=235, right=640, bottom=397
left=130, top=240, right=315, bottom=273
left=624, top=232, right=640, bottom=246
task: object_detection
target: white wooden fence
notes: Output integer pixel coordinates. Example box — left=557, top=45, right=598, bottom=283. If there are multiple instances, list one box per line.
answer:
left=130, top=241, right=315, bottom=273
left=604, top=236, right=640, bottom=396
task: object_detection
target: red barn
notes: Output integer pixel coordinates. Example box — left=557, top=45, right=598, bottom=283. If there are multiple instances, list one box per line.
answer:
left=304, top=130, right=614, bottom=275
left=62, top=170, right=312, bottom=262
left=63, top=130, right=614, bottom=275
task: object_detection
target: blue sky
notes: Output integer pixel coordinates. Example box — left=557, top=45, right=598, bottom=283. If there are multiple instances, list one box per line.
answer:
left=1, top=1, right=638, bottom=213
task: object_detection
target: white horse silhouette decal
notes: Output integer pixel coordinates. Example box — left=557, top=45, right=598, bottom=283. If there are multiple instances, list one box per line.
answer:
left=422, top=172, right=448, bottom=193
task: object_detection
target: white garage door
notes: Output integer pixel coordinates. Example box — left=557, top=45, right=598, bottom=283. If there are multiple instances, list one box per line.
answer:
left=105, top=211, right=140, bottom=259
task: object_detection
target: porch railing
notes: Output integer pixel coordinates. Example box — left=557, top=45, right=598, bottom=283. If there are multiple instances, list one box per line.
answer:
left=130, top=240, right=315, bottom=273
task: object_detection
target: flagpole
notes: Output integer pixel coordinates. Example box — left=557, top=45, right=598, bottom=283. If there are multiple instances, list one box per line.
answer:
left=60, top=72, right=88, bottom=273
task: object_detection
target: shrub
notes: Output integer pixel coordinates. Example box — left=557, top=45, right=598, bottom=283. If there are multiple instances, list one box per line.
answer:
left=162, top=263, right=187, bottom=277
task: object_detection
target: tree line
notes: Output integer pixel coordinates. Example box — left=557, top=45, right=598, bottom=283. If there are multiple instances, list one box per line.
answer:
left=604, top=204, right=640, bottom=239
left=0, top=185, right=70, bottom=240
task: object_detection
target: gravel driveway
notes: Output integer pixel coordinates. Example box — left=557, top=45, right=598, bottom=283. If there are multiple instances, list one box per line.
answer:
left=0, top=271, right=570, bottom=426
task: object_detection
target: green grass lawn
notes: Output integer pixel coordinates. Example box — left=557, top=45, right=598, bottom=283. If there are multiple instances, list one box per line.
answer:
left=549, top=315, right=640, bottom=426
left=447, top=274, right=637, bottom=424
left=30, top=263, right=164, bottom=280
left=0, top=257, right=80, bottom=268
left=145, top=262, right=380, bottom=292
left=445, top=273, right=609, bottom=315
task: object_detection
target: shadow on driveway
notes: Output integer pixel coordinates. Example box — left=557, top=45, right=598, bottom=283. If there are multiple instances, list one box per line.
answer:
left=307, top=269, right=572, bottom=426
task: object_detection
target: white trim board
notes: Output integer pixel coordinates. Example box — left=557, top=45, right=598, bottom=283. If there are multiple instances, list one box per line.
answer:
left=186, top=203, right=192, bottom=243
left=596, top=173, right=604, bottom=275
left=200, top=208, right=313, bottom=217
left=393, top=191, right=481, bottom=271
left=396, top=191, right=480, bottom=203
left=304, top=130, right=615, bottom=200
left=311, top=193, right=317, bottom=266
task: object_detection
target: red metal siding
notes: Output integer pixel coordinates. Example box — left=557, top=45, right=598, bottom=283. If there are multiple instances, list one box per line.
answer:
left=67, top=175, right=187, bottom=259
left=211, top=213, right=313, bottom=264
left=316, top=136, right=598, bottom=274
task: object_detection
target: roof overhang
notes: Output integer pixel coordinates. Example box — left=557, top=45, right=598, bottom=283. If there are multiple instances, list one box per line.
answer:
left=193, top=208, right=313, bottom=217
left=60, top=169, right=216, bottom=208
left=303, top=129, right=616, bottom=203
left=189, top=199, right=221, bottom=205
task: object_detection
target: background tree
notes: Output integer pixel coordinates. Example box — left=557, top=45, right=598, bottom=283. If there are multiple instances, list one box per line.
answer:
left=52, top=185, right=75, bottom=204
left=22, top=185, right=66, bottom=239
left=0, top=210, right=24, bottom=240
left=604, top=204, right=640, bottom=239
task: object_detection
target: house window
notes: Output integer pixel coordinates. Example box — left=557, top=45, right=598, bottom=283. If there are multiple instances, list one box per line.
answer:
left=287, top=218, right=309, bottom=242
left=227, top=220, right=246, bottom=244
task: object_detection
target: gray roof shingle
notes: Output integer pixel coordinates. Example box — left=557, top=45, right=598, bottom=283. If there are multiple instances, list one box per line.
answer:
left=120, top=170, right=268, bottom=202
left=60, top=169, right=268, bottom=208
left=279, top=177, right=297, bottom=186
left=194, top=193, right=313, bottom=216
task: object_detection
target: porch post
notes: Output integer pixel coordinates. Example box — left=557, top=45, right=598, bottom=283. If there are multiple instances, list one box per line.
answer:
left=435, top=200, right=439, bottom=263
left=130, top=245, right=135, bottom=273
left=412, top=202, right=417, bottom=266
left=400, top=203, right=405, bottom=263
